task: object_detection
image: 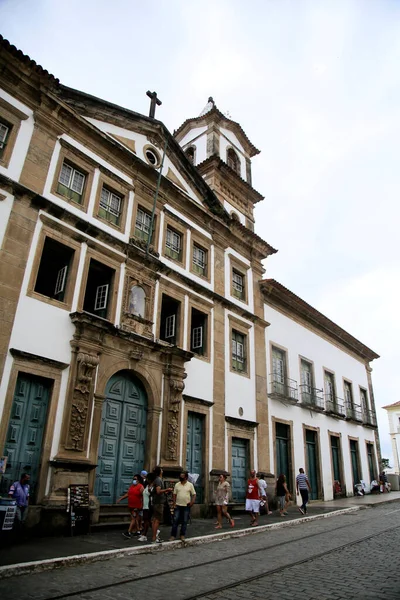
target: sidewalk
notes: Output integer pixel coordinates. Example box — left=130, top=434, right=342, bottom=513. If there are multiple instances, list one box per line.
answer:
left=1, top=491, right=399, bottom=577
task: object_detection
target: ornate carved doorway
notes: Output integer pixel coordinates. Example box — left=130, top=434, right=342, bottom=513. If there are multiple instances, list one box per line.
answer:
left=95, top=371, right=147, bottom=504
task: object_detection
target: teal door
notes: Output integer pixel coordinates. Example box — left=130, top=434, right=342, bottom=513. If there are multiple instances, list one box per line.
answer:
left=331, top=436, right=341, bottom=482
left=231, top=438, right=248, bottom=502
left=186, top=412, right=204, bottom=503
left=306, top=429, right=318, bottom=500
left=276, top=422, right=291, bottom=491
left=350, top=440, right=360, bottom=486
left=3, top=373, right=51, bottom=501
left=95, top=371, right=147, bottom=504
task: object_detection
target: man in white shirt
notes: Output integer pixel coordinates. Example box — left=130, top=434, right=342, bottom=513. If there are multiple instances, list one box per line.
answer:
left=258, top=474, right=272, bottom=515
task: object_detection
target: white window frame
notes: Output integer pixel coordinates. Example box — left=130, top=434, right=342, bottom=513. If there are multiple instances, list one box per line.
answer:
left=58, top=162, right=85, bottom=195
left=0, top=122, right=9, bottom=150
left=94, top=284, right=109, bottom=311
left=192, top=326, right=203, bottom=350
left=54, top=265, right=68, bottom=296
left=232, top=330, right=246, bottom=371
left=99, top=187, right=122, bottom=219
left=193, top=245, right=206, bottom=273
left=165, top=314, right=176, bottom=339
left=166, top=228, right=181, bottom=254
left=232, top=269, right=245, bottom=298
left=136, top=208, right=152, bottom=235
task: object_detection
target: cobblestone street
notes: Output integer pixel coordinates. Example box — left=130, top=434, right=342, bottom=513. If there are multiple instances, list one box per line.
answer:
left=1, top=503, right=399, bottom=599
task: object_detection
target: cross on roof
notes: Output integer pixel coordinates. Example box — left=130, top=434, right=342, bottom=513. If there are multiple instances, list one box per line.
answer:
left=146, top=90, right=162, bottom=119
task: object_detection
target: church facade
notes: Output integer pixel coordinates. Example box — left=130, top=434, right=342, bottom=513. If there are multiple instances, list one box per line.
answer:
left=0, top=37, right=381, bottom=528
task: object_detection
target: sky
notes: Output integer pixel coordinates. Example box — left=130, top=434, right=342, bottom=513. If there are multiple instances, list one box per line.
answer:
left=1, top=0, right=399, bottom=463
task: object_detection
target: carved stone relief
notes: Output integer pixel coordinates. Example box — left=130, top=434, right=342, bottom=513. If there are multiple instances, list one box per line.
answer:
left=166, top=377, right=185, bottom=461
left=65, top=352, right=99, bottom=451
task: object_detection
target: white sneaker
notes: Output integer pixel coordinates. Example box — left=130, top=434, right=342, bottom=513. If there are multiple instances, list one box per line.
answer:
left=138, top=535, right=147, bottom=542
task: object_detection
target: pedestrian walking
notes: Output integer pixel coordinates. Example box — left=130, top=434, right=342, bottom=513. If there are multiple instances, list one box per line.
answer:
left=8, top=473, right=30, bottom=529
left=296, top=467, right=312, bottom=515
left=214, top=474, right=234, bottom=529
left=276, top=473, right=290, bottom=517
left=258, top=474, right=272, bottom=515
left=246, top=469, right=261, bottom=526
left=151, top=466, right=172, bottom=544
left=117, top=474, right=144, bottom=539
left=170, top=471, right=196, bottom=541
left=139, top=472, right=154, bottom=542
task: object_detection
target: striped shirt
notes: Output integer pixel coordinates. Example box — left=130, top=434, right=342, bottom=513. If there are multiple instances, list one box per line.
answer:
left=296, top=473, right=309, bottom=489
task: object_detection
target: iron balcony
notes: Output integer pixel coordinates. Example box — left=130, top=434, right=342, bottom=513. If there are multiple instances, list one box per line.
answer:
left=345, top=402, right=363, bottom=422
left=325, top=394, right=346, bottom=417
left=299, top=385, right=325, bottom=410
left=269, top=373, right=299, bottom=403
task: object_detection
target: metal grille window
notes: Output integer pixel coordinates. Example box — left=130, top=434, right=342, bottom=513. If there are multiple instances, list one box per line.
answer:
left=0, top=122, right=9, bottom=156
left=232, top=330, right=246, bottom=372
left=135, top=208, right=152, bottom=240
left=57, top=162, right=85, bottom=203
left=165, top=227, right=182, bottom=260
left=193, top=245, right=207, bottom=276
left=99, top=187, right=122, bottom=225
left=232, top=270, right=245, bottom=299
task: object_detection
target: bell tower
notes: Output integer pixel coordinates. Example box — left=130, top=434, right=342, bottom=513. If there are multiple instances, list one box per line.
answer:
left=174, top=98, right=263, bottom=230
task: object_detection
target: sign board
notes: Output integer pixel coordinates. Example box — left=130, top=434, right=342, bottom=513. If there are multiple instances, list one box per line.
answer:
left=67, top=484, right=90, bottom=536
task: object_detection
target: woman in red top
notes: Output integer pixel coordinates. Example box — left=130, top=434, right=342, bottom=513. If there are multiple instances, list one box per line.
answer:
left=117, top=474, right=144, bottom=539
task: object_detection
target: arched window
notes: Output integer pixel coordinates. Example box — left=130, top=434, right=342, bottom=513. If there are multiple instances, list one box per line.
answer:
left=129, top=285, right=146, bottom=318
left=185, top=146, right=196, bottom=165
left=227, top=148, right=240, bottom=176
left=231, top=211, right=240, bottom=223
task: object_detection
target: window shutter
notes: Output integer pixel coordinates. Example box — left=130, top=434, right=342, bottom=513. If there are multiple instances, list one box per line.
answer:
left=192, top=326, right=203, bottom=349
left=165, top=314, right=176, bottom=339
left=94, top=284, right=109, bottom=311
left=54, top=265, right=68, bottom=295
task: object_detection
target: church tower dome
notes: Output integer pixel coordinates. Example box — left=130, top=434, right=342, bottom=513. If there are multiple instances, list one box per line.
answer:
left=174, top=98, right=263, bottom=230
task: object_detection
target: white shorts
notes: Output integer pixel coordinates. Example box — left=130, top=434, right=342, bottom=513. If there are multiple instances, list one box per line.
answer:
left=245, top=499, right=260, bottom=513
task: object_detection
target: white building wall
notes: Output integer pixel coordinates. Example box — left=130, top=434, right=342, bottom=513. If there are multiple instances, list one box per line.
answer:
left=223, top=199, right=246, bottom=224
left=185, top=358, right=213, bottom=402
left=0, top=190, right=14, bottom=249
left=264, top=302, right=378, bottom=500
left=0, top=88, right=34, bottom=181
left=178, top=126, right=208, bottom=165
left=225, top=309, right=256, bottom=422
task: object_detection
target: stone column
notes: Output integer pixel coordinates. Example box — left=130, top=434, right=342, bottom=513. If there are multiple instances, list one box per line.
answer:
left=161, top=365, right=186, bottom=468
left=366, top=364, right=383, bottom=470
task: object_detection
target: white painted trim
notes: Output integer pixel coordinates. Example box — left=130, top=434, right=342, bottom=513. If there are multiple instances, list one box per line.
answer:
left=71, top=242, right=87, bottom=312
left=160, top=274, right=214, bottom=305
left=164, top=204, right=212, bottom=240
left=152, top=280, right=160, bottom=338
left=86, top=365, right=99, bottom=459
left=209, top=404, right=213, bottom=475
left=0, top=189, right=14, bottom=249
left=159, top=257, right=214, bottom=292
left=0, top=88, right=34, bottom=181
left=49, top=368, right=71, bottom=461
left=86, top=167, right=100, bottom=217
left=185, top=229, right=191, bottom=271
left=38, top=211, right=126, bottom=258
left=183, top=294, right=189, bottom=351
left=158, top=211, right=165, bottom=256
left=115, top=262, right=126, bottom=327
left=61, top=134, right=133, bottom=185
left=225, top=422, right=228, bottom=472
left=253, top=428, right=258, bottom=472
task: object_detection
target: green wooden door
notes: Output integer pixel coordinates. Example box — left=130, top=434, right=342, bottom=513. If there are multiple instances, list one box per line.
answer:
left=3, top=373, right=51, bottom=501
left=306, top=429, right=318, bottom=500
left=331, top=436, right=341, bottom=482
left=95, top=371, right=147, bottom=504
left=350, top=440, right=360, bottom=486
left=186, top=412, right=204, bottom=503
left=276, top=422, right=291, bottom=490
left=231, top=438, right=248, bottom=502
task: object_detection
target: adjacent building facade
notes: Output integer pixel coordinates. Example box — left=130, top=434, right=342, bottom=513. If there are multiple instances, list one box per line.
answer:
left=0, top=37, right=381, bottom=528
left=383, top=401, right=400, bottom=475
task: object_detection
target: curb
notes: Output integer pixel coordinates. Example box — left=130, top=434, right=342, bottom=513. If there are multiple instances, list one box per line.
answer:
left=0, top=506, right=361, bottom=579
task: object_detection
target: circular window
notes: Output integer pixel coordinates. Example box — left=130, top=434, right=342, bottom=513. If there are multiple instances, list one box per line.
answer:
left=144, top=146, right=160, bottom=167
left=238, top=407, right=244, bottom=417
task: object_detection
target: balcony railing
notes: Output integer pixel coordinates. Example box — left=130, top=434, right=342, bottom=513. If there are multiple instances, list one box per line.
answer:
left=325, top=395, right=346, bottom=417
left=362, top=410, right=377, bottom=427
left=345, top=402, right=363, bottom=422
left=269, top=373, right=298, bottom=403
left=299, top=385, right=325, bottom=410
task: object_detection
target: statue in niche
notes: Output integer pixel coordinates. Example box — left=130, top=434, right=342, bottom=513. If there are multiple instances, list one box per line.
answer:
left=129, top=285, right=146, bottom=318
